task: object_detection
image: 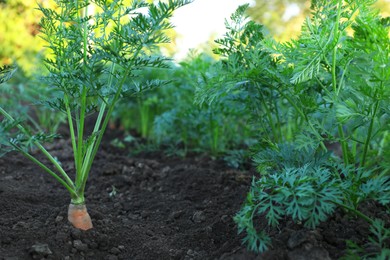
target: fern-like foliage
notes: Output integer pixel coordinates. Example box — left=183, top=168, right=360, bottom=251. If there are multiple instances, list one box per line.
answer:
left=0, top=66, right=16, bottom=85
left=237, top=144, right=390, bottom=253
left=38, top=0, right=192, bottom=111
left=199, top=0, right=390, bottom=256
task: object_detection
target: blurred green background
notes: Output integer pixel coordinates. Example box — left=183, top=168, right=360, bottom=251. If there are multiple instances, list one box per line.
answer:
left=1, top=0, right=389, bottom=75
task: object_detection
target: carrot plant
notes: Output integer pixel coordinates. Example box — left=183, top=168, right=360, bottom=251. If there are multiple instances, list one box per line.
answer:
left=198, top=1, right=390, bottom=255
left=152, top=54, right=254, bottom=157
left=112, top=53, right=255, bottom=158
left=0, top=0, right=191, bottom=230
left=0, top=71, right=66, bottom=134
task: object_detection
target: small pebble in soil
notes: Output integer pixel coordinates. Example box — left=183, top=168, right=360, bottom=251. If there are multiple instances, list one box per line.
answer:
left=169, top=249, right=183, bottom=260
left=110, top=247, right=121, bottom=255
left=71, top=228, right=82, bottom=240
left=105, top=255, right=118, bottom=260
left=168, top=210, right=184, bottom=221
left=161, top=166, right=170, bottom=176
left=13, top=221, right=30, bottom=229
left=73, top=239, right=88, bottom=252
left=55, top=232, right=68, bottom=244
left=141, top=210, right=151, bottom=218
left=192, top=211, right=206, bottom=223
left=29, top=243, right=52, bottom=259
left=287, top=246, right=331, bottom=260
left=288, top=230, right=320, bottom=249
left=145, top=229, right=155, bottom=237
left=205, top=225, right=213, bottom=235
left=220, top=215, right=230, bottom=223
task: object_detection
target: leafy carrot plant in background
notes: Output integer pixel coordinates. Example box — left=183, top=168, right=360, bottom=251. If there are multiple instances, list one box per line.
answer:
left=197, top=0, right=390, bottom=256
left=0, top=0, right=191, bottom=230
left=111, top=53, right=256, bottom=160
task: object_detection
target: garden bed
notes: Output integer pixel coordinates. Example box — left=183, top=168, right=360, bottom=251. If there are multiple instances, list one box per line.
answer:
left=0, top=132, right=388, bottom=260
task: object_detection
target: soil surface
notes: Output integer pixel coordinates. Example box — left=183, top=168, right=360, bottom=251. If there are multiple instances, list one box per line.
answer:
left=0, top=130, right=389, bottom=259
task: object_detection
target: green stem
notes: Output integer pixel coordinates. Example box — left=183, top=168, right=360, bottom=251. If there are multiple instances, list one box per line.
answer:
left=332, top=0, right=342, bottom=94
left=259, top=89, right=278, bottom=143
left=76, top=86, right=87, bottom=187
left=35, top=142, right=75, bottom=187
left=332, top=0, right=349, bottom=166
left=0, top=107, right=74, bottom=188
left=277, top=89, right=327, bottom=151
left=336, top=122, right=348, bottom=166
left=12, top=145, right=77, bottom=198
left=331, top=200, right=374, bottom=225
left=82, top=68, right=130, bottom=179
left=74, top=0, right=89, bottom=188
left=79, top=100, right=106, bottom=181
left=137, top=96, right=149, bottom=138
left=64, top=94, right=79, bottom=173
left=361, top=99, right=380, bottom=167
left=378, top=130, right=388, bottom=157
left=209, top=110, right=219, bottom=155
left=79, top=34, right=144, bottom=194
left=77, top=62, right=117, bottom=191
left=273, top=97, right=283, bottom=142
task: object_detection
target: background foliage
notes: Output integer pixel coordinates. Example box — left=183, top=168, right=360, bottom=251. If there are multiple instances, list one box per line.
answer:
left=0, top=0, right=53, bottom=74
left=1, top=0, right=389, bottom=74
left=249, top=0, right=390, bottom=40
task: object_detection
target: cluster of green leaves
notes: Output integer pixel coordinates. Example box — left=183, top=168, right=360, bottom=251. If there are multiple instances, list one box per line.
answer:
left=235, top=144, right=390, bottom=252
left=263, top=0, right=390, bottom=168
left=0, top=66, right=60, bottom=156
left=0, top=0, right=191, bottom=205
left=153, top=54, right=255, bottom=157
left=196, top=4, right=295, bottom=149
left=111, top=64, right=172, bottom=140
left=197, top=0, right=390, bottom=256
left=247, top=0, right=390, bottom=41
left=343, top=219, right=390, bottom=259
left=0, top=70, right=66, bottom=134
left=112, top=53, right=256, bottom=161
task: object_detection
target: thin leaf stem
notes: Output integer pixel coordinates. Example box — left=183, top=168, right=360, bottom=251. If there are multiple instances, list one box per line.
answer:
left=273, top=97, right=283, bottom=141
left=78, top=61, right=117, bottom=190
left=260, top=92, right=278, bottom=143
left=0, top=106, right=74, bottom=188
left=64, top=94, right=79, bottom=173
left=74, top=1, right=89, bottom=188
left=76, top=86, right=87, bottom=187
left=361, top=99, right=380, bottom=167
left=331, top=200, right=374, bottom=225
left=81, top=66, right=131, bottom=191
left=332, top=0, right=349, bottom=166
left=277, top=90, right=327, bottom=151
left=332, top=0, right=342, bottom=94
left=13, top=145, right=77, bottom=198
left=79, top=22, right=145, bottom=194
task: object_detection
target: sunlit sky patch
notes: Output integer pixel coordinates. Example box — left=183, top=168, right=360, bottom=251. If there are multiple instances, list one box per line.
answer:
left=171, top=0, right=255, bottom=60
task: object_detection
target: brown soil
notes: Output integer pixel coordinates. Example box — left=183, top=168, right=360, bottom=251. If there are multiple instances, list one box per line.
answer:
left=0, top=132, right=388, bottom=259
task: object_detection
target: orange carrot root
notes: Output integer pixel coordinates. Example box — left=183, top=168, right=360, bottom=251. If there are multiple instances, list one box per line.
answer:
left=67, top=203, right=93, bottom=230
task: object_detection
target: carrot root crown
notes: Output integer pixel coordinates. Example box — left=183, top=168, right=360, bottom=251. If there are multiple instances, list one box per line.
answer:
left=68, top=203, right=93, bottom=230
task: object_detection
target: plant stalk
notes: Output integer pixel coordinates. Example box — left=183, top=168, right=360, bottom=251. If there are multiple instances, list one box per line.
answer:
left=361, top=98, right=380, bottom=167
left=332, top=0, right=349, bottom=166
left=0, top=107, right=74, bottom=188
left=331, top=200, right=374, bottom=225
